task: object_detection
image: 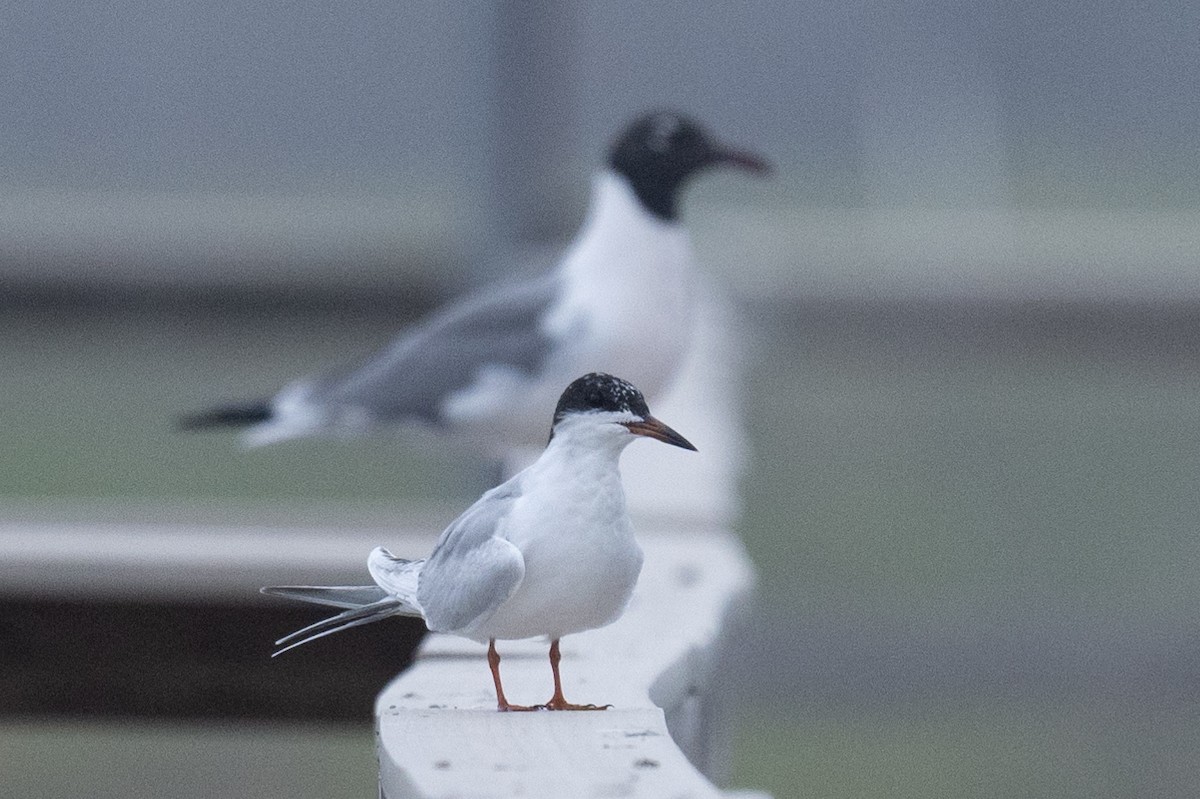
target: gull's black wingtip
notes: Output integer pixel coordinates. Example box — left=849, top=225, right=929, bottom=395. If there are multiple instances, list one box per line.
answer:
left=177, top=401, right=272, bottom=432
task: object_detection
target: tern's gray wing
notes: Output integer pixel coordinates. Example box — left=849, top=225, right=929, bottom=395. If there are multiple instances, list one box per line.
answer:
left=417, top=482, right=525, bottom=634
left=311, top=274, right=562, bottom=425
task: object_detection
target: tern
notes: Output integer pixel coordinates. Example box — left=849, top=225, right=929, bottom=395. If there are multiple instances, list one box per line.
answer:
left=180, top=112, right=768, bottom=453
left=261, top=373, right=696, bottom=711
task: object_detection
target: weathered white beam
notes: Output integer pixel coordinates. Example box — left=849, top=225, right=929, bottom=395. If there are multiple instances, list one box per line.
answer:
left=375, top=530, right=755, bottom=799
left=0, top=190, right=454, bottom=290
left=10, top=188, right=1200, bottom=302
left=0, top=519, right=434, bottom=603
left=694, top=205, right=1200, bottom=301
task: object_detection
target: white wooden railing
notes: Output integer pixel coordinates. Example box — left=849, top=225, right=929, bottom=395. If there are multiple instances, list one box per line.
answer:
left=375, top=529, right=756, bottom=799
left=0, top=517, right=759, bottom=797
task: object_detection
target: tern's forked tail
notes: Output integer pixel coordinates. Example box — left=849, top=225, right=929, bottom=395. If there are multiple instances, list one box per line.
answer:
left=266, top=598, right=410, bottom=657
left=262, top=551, right=425, bottom=657
left=262, top=572, right=424, bottom=657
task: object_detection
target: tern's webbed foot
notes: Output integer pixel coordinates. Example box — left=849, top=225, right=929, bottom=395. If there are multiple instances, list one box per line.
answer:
left=537, top=698, right=612, bottom=711
left=496, top=701, right=542, bottom=712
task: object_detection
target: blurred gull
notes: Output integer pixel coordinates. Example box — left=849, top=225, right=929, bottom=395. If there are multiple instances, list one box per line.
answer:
left=180, top=112, right=768, bottom=455
left=262, top=373, right=696, bottom=711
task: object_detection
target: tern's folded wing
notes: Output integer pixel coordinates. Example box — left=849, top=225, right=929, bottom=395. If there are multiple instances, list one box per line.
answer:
left=417, top=484, right=525, bottom=634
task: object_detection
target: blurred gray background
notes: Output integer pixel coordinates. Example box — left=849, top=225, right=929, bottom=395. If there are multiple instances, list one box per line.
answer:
left=4, top=2, right=1200, bottom=798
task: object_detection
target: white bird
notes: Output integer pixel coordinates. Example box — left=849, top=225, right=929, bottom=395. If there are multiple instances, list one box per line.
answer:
left=261, top=373, right=696, bottom=711
left=180, top=112, right=767, bottom=455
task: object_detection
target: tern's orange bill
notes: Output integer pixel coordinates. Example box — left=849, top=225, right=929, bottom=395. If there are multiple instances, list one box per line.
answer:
left=622, top=416, right=697, bottom=451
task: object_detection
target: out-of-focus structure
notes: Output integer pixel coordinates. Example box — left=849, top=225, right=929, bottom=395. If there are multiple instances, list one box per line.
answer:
left=5, top=2, right=1200, bottom=798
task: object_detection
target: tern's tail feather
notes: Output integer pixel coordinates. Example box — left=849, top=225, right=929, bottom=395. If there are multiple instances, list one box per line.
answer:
left=268, top=597, right=412, bottom=657
left=261, top=585, right=390, bottom=610
left=262, top=550, right=425, bottom=656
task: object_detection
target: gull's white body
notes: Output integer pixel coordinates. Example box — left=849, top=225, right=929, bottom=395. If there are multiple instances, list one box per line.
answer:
left=241, top=173, right=695, bottom=454
left=439, top=173, right=696, bottom=449
left=184, top=112, right=768, bottom=476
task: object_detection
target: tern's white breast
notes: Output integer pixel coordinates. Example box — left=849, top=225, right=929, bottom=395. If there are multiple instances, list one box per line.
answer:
left=467, top=437, right=644, bottom=641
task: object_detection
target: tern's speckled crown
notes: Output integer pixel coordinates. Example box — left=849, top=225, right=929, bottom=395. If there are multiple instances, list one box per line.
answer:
left=552, top=373, right=650, bottom=429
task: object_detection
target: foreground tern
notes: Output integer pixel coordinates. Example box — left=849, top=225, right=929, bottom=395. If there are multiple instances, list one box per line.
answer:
left=262, top=373, right=696, bottom=711
left=180, top=112, right=768, bottom=453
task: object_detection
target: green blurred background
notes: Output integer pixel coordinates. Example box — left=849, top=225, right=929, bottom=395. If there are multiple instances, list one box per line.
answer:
left=4, top=297, right=1199, bottom=798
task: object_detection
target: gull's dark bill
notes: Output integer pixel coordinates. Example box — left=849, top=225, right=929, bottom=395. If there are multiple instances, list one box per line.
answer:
left=712, top=145, right=772, bottom=174
left=622, top=416, right=697, bottom=451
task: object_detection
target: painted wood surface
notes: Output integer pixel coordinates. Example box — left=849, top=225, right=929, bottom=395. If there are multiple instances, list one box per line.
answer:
left=376, top=530, right=758, bottom=799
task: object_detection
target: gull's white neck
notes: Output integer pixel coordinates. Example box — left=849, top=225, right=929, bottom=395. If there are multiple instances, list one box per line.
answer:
left=558, top=171, right=688, bottom=286
left=543, top=171, right=697, bottom=399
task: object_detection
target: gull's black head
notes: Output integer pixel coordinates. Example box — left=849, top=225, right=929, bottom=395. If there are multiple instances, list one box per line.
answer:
left=607, top=111, right=771, bottom=222
left=550, top=373, right=697, bottom=451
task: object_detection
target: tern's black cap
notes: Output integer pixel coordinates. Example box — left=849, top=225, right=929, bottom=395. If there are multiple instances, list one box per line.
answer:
left=552, top=373, right=650, bottom=427
left=607, top=111, right=769, bottom=222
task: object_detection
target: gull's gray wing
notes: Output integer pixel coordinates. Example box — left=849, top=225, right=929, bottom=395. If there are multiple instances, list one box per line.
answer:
left=310, top=274, right=562, bottom=425
left=417, top=481, right=525, bottom=634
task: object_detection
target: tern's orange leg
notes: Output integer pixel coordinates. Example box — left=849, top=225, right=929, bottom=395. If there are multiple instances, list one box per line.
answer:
left=488, top=639, right=538, bottom=712
left=539, top=638, right=611, bottom=711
